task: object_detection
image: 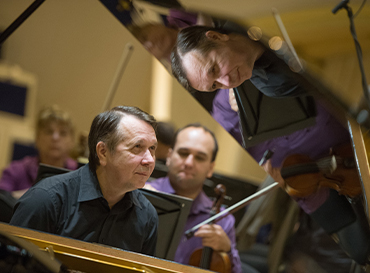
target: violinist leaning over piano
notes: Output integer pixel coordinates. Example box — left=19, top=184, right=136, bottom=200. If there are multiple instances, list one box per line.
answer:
left=10, top=106, right=159, bottom=256
left=171, top=25, right=370, bottom=266
left=145, top=123, right=257, bottom=273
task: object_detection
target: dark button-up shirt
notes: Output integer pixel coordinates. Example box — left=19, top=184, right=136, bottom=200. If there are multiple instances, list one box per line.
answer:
left=251, top=49, right=308, bottom=98
left=10, top=164, right=158, bottom=256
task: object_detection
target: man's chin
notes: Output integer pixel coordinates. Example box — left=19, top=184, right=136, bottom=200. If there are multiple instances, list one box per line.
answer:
left=134, top=178, right=149, bottom=190
left=47, top=150, right=64, bottom=158
left=231, top=78, right=248, bottom=89
left=176, top=174, right=194, bottom=183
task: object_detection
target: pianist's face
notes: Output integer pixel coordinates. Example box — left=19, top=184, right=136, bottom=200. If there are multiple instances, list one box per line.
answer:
left=100, top=115, right=157, bottom=191
left=166, top=127, right=215, bottom=198
left=181, top=31, right=254, bottom=92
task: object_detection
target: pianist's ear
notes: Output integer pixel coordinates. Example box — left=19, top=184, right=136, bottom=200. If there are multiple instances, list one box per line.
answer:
left=96, top=141, right=108, bottom=166
left=205, top=31, right=229, bottom=42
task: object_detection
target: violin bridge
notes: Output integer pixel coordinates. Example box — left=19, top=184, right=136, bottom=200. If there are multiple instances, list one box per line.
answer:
left=328, top=155, right=337, bottom=174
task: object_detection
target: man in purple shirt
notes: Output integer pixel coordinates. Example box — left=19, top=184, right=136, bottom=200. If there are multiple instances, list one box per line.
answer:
left=0, top=105, right=77, bottom=199
left=146, top=123, right=249, bottom=273
left=212, top=89, right=350, bottom=214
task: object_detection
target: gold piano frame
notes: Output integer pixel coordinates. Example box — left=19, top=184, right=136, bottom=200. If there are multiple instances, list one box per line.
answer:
left=0, top=222, right=211, bottom=273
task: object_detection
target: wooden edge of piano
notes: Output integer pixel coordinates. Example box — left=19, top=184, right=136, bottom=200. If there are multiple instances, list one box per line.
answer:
left=0, top=222, right=211, bottom=273
left=349, top=120, right=370, bottom=221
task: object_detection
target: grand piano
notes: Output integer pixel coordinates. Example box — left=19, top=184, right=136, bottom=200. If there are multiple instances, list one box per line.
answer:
left=0, top=0, right=370, bottom=273
left=0, top=222, right=210, bottom=273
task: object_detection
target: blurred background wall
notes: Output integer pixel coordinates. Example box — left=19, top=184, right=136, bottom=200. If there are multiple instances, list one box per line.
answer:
left=0, top=0, right=369, bottom=184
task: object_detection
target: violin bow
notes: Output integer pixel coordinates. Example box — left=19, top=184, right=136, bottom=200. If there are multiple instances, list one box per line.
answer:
left=185, top=182, right=280, bottom=239
left=101, top=43, right=134, bottom=112
left=272, top=7, right=304, bottom=72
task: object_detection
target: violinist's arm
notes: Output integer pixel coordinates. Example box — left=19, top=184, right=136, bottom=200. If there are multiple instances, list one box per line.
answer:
left=194, top=224, right=231, bottom=252
left=262, top=159, right=285, bottom=188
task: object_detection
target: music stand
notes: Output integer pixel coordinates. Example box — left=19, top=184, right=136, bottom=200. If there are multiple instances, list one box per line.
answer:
left=139, top=188, right=192, bottom=260
left=35, top=163, right=192, bottom=260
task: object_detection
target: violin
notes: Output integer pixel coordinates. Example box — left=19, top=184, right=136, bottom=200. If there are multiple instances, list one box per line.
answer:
left=184, top=143, right=362, bottom=237
left=188, top=184, right=232, bottom=273
left=281, top=144, right=362, bottom=198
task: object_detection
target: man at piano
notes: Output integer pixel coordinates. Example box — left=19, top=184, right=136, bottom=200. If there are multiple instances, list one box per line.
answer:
left=145, top=123, right=259, bottom=273
left=170, top=25, right=370, bottom=266
left=10, top=106, right=159, bottom=256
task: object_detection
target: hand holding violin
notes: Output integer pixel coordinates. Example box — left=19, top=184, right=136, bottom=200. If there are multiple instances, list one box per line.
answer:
left=262, top=159, right=285, bottom=188
left=194, top=224, right=231, bottom=252
left=188, top=184, right=232, bottom=273
left=261, top=144, right=362, bottom=198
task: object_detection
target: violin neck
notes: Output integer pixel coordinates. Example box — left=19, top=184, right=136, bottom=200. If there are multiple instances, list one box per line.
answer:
left=199, top=246, right=213, bottom=269
left=281, top=156, right=337, bottom=178
left=281, top=162, right=320, bottom=178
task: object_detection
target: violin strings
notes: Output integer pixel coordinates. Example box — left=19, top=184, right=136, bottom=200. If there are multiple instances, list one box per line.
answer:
left=200, top=248, right=212, bottom=268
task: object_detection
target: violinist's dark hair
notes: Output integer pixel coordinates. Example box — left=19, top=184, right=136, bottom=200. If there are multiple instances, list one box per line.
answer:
left=88, top=106, right=157, bottom=173
left=172, top=123, right=218, bottom=162
left=156, top=121, right=176, bottom=146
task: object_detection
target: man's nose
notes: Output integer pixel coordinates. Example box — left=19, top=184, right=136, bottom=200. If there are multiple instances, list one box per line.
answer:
left=142, top=149, right=155, bottom=164
left=217, top=74, right=232, bottom=87
left=52, top=131, right=60, bottom=140
left=184, top=154, right=194, bottom=166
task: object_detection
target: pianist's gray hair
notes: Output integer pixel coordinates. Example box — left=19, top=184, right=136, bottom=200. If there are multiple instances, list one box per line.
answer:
left=88, top=106, right=157, bottom=173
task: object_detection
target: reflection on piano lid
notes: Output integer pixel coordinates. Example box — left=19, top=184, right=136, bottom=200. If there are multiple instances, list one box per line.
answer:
left=0, top=228, right=67, bottom=273
left=0, top=222, right=210, bottom=273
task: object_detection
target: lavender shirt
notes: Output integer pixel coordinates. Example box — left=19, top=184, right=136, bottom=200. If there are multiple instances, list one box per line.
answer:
left=0, top=156, right=78, bottom=192
left=211, top=89, right=244, bottom=145
left=148, top=176, right=242, bottom=273
left=212, top=90, right=350, bottom=213
left=167, top=9, right=198, bottom=28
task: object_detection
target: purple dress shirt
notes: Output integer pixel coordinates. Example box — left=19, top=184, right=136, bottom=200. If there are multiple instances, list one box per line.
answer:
left=0, top=156, right=78, bottom=192
left=211, top=89, right=244, bottom=145
left=167, top=9, right=198, bottom=29
left=148, top=176, right=242, bottom=273
left=212, top=90, right=350, bottom=214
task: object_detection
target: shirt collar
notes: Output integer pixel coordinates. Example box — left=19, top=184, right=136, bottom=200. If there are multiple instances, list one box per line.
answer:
left=129, top=190, right=143, bottom=209
left=77, top=164, right=142, bottom=209
left=78, top=164, right=103, bottom=202
left=159, top=176, right=212, bottom=214
left=150, top=176, right=212, bottom=214
left=254, top=50, right=273, bottom=69
left=190, top=190, right=213, bottom=215
left=252, top=51, right=272, bottom=81
left=150, top=176, right=177, bottom=194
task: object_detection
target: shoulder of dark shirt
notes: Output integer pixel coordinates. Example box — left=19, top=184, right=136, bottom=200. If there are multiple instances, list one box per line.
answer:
left=33, top=167, right=82, bottom=192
